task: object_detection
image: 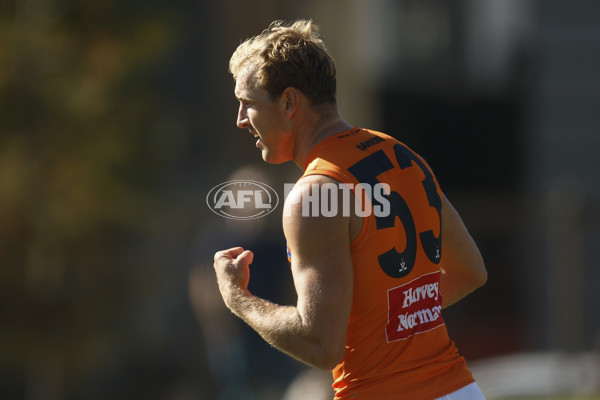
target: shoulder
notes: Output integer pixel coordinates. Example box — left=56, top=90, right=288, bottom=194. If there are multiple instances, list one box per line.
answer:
left=283, top=174, right=345, bottom=219
left=283, top=175, right=350, bottom=238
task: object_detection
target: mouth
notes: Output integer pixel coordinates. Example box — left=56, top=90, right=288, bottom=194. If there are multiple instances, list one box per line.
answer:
left=250, top=130, right=261, bottom=147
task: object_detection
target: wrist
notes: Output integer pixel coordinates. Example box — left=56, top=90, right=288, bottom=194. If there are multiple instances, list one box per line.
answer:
left=223, top=283, right=251, bottom=314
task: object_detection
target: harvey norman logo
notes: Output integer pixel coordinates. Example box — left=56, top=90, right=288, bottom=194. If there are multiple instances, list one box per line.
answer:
left=206, top=180, right=279, bottom=220
left=386, top=271, right=444, bottom=342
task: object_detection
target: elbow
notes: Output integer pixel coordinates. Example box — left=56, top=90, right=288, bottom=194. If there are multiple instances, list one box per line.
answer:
left=473, top=260, right=488, bottom=289
left=474, top=271, right=487, bottom=291
left=460, top=259, right=487, bottom=294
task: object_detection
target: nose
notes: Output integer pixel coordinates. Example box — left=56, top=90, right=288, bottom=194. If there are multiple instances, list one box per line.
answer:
left=237, top=103, right=249, bottom=129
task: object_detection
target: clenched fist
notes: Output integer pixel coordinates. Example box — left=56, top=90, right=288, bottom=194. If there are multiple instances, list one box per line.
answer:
left=213, top=247, right=255, bottom=309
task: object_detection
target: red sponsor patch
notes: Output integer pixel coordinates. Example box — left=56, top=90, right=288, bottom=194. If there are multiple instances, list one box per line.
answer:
left=386, top=271, right=444, bottom=342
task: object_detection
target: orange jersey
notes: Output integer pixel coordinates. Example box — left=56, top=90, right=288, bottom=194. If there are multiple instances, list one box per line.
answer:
left=296, top=127, right=474, bottom=399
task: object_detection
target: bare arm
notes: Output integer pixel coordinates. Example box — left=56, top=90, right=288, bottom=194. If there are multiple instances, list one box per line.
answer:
left=213, top=175, right=353, bottom=369
left=439, top=194, right=487, bottom=308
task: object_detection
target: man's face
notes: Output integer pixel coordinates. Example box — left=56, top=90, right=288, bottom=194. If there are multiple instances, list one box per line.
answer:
left=234, top=66, right=293, bottom=164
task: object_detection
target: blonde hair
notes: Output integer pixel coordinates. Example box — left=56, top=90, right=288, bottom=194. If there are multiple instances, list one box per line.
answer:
left=229, top=20, right=337, bottom=111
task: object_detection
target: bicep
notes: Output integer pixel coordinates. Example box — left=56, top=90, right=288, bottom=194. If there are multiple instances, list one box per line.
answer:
left=290, top=222, right=353, bottom=322
left=283, top=179, right=354, bottom=356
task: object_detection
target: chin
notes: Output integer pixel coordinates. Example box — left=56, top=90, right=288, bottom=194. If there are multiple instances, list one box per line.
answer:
left=262, top=156, right=284, bottom=165
left=262, top=150, right=289, bottom=165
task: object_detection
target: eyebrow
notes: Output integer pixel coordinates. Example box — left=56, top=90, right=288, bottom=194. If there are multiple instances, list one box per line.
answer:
left=236, top=94, right=253, bottom=103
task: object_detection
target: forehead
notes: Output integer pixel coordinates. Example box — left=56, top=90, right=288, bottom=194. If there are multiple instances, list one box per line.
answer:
left=234, top=65, right=261, bottom=98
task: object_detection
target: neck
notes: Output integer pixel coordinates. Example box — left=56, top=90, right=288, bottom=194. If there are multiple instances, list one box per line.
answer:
left=292, top=110, right=353, bottom=168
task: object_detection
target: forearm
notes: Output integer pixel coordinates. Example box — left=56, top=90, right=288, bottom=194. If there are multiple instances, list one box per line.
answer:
left=213, top=206, right=354, bottom=370
left=222, top=284, right=339, bottom=369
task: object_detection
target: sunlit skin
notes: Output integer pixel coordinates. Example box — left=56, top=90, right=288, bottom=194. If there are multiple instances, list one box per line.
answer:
left=219, top=64, right=359, bottom=369
left=234, top=65, right=296, bottom=164
left=234, top=64, right=353, bottom=167
left=213, top=63, right=486, bottom=371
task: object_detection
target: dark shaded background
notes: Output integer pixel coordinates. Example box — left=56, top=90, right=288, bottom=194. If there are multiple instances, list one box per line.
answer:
left=1, top=0, right=599, bottom=399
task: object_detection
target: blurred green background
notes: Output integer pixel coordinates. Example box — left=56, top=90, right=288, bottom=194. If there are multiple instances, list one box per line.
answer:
left=1, top=0, right=599, bottom=399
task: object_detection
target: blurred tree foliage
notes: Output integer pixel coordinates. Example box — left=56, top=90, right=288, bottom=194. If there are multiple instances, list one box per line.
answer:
left=0, top=1, right=200, bottom=398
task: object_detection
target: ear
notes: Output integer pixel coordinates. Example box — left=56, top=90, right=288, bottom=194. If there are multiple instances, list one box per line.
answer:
left=280, top=87, right=300, bottom=119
